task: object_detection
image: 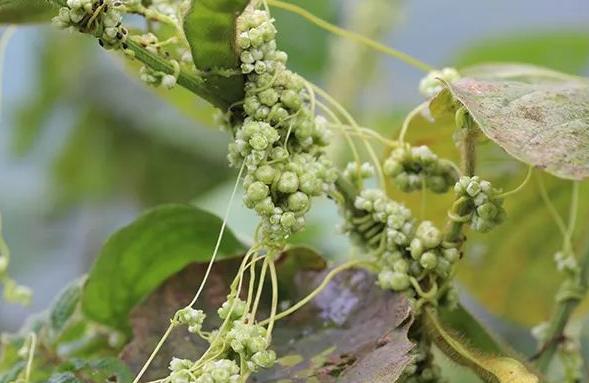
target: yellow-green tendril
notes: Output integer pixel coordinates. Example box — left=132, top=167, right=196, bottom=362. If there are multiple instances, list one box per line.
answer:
left=266, top=0, right=434, bottom=73
left=498, top=165, right=533, bottom=198
left=259, top=259, right=370, bottom=325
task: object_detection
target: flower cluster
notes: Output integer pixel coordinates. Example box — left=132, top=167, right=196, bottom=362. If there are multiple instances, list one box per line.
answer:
left=383, top=144, right=458, bottom=194
left=52, top=0, right=128, bottom=50
left=228, top=8, right=336, bottom=243
left=453, top=176, right=506, bottom=233
left=342, top=189, right=460, bottom=309
left=166, top=296, right=276, bottom=383
left=418, top=67, right=460, bottom=98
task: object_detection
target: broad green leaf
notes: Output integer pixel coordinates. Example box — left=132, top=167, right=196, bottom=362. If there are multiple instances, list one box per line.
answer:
left=0, top=0, right=58, bottom=24
left=436, top=64, right=589, bottom=180
left=425, top=307, right=539, bottom=383
left=182, top=0, right=249, bottom=110
left=81, top=204, right=246, bottom=333
left=455, top=31, right=589, bottom=75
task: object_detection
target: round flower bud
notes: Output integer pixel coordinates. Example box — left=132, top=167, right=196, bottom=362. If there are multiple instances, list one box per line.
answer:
left=240, top=51, right=255, bottom=64
left=383, top=158, right=403, bottom=176
left=210, top=368, right=230, bottom=382
left=393, top=259, right=409, bottom=273
left=280, top=89, right=301, bottom=110
left=420, top=251, right=438, bottom=270
left=287, top=192, right=309, bottom=212
left=247, top=181, right=269, bottom=202
left=218, top=298, right=246, bottom=320
left=410, top=238, right=424, bottom=260
left=247, top=336, right=268, bottom=353
left=416, top=221, right=442, bottom=248
left=442, top=248, right=460, bottom=263
left=255, top=197, right=274, bottom=216
left=258, top=88, right=279, bottom=106
left=252, top=350, right=276, bottom=368
left=280, top=212, right=297, bottom=228
left=169, top=358, right=192, bottom=372
left=299, top=173, right=322, bottom=196
left=477, top=202, right=498, bottom=220
left=270, top=147, right=288, bottom=161
left=436, top=257, right=452, bottom=277
left=255, top=165, right=276, bottom=184
left=466, top=180, right=481, bottom=197
left=390, top=272, right=410, bottom=291
left=277, top=172, right=299, bottom=193
left=249, top=133, right=268, bottom=150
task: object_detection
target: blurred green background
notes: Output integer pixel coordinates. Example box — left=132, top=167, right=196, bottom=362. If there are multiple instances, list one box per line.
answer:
left=1, top=0, right=589, bottom=380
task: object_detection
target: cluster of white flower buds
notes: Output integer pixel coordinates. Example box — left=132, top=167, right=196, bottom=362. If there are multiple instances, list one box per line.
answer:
left=342, top=161, right=375, bottom=185
left=227, top=322, right=276, bottom=370
left=169, top=357, right=241, bottom=383
left=229, top=8, right=336, bottom=242
left=453, top=176, right=506, bottom=233
left=342, top=189, right=460, bottom=305
left=418, top=67, right=460, bottom=98
left=52, top=0, right=129, bottom=50
left=384, top=144, right=458, bottom=194
left=167, top=295, right=276, bottom=383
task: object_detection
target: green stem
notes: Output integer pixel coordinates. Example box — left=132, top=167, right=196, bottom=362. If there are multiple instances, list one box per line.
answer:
left=125, top=39, right=235, bottom=110
left=533, top=240, right=589, bottom=371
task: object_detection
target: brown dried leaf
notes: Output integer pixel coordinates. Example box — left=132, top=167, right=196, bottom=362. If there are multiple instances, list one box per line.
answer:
left=121, top=253, right=414, bottom=382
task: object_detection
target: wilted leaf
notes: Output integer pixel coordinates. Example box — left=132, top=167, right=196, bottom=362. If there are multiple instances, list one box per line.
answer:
left=0, top=0, right=58, bottom=23
left=121, top=249, right=414, bottom=382
left=259, top=268, right=413, bottom=383
left=81, top=204, right=246, bottom=333
left=437, top=64, right=589, bottom=180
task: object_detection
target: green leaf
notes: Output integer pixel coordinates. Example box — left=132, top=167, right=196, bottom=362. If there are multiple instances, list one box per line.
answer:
left=425, top=307, right=539, bottom=383
left=0, top=0, right=58, bottom=24
left=0, top=361, right=25, bottom=383
left=81, top=204, right=246, bottom=333
left=437, top=63, right=589, bottom=180
left=47, top=372, right=82, bottom=383
left=49, top=278, right=84, bottom=338
left=455, top=30, right=589, bottom=75
left=182, top=0, right=249, bottom=110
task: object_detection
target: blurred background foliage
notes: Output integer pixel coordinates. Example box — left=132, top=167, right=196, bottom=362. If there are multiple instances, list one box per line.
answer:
left=1, top=0, right=589, bottom=380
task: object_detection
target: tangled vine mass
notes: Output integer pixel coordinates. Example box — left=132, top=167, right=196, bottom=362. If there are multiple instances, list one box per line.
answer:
left=3, top=0, right=587, bottom=383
